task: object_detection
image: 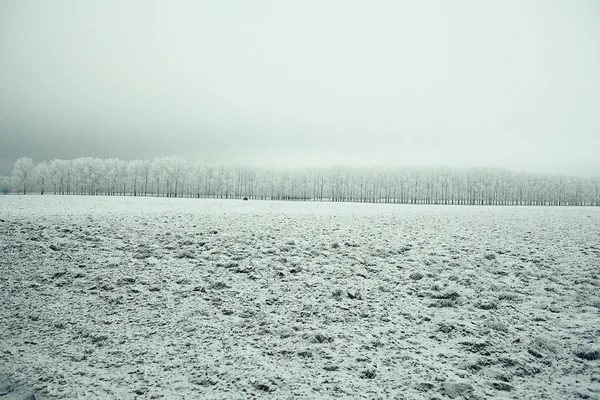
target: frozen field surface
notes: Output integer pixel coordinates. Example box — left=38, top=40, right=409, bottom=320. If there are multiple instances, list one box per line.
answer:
left=1, top=196, right=599, bottom=400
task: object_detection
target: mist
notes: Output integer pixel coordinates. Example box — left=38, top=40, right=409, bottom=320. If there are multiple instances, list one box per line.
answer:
left=1, top=1, right=599, bottom=176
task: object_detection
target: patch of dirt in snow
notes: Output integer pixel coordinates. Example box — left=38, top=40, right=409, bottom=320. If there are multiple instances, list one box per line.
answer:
left=0, top=197, right=599, bottom=399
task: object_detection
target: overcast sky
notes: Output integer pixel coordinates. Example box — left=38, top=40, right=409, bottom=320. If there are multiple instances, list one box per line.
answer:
left=1, top=0, right=599, bottom=176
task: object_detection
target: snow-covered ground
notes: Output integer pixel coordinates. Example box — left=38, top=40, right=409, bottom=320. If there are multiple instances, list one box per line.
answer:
left=1, top=196, right=599, bottom=399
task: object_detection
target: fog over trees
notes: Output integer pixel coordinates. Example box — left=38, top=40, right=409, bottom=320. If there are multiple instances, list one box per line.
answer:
left=2, top=157, right=599, bottom=206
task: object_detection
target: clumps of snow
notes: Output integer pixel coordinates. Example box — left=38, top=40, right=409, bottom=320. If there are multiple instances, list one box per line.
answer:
left=359, top=369, right=377, bottom=379
left=484, top=320, right=509, bottom=333
left=438, top=322, right=455, bottom=333
left=459, top=339, right=491, bottom=355
left=209, top=281, right=229, bottom=290
left=331, top=288, right=343, bottom=300
left=431, top=290, right=460, bottom=300
left=409, top=272, right=424, bottom=280
left=252, top=380, right=275, bottom=393
left=475, top=299, right=498, bottom=310
left=490, top=381, right=513, bottom=391
left=443, top=382, right=474, bottom=398
left=429, top=299, right=456, bottom=308
left=527, top=336, right=558, bottom=359
left=497, top=291, right=521, bottom=301
left=117, top=276, right=136, bottom=285
left=574, top=347, right=600, bottom=361
left=346, top=288, right=363, bottom=300
left=311, top=333, right=335, bottom=343
left=297, top=350, right=313, bottom=358
left=276, top=327, right=296, bottom=339
left=133, top=250, right=152, bottom=259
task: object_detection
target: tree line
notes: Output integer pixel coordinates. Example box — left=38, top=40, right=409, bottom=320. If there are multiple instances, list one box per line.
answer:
left=1, top=156, right=599, bottom=206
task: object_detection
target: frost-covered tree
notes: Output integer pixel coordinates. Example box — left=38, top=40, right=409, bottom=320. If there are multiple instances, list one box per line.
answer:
left=11, top=157, right=35, bottom=194
left=71, top=158, right=87, bottom=195
left=150, top=157, right=166, bottom=197
left=140, top=160, right=152, bottom=196
left=203, top=165, right=214, bottom=198
left=159, top=156, right=187, bottom=197
left=103, top=158, right=123, bottom=196
left=34, top=161, right=49, bottom=195
left=71, top=157, right=103, bottom=195
left=190, top=162, right=204, bottom=198
left=48, top=159, right=66, bottom=194
left=0, top=175, right=11, bottom=194
left=5, top=156, right=600, bottom=205
left=128, top=160, right=145, bottom=196
left=116, top=159, right=129, bottom=195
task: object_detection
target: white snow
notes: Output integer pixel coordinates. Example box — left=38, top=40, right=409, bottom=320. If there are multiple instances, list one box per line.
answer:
left=1, top=196, right=599, bottom=399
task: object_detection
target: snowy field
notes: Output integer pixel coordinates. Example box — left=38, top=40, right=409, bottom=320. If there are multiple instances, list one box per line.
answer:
left=1, top=196, right=599, bottom=400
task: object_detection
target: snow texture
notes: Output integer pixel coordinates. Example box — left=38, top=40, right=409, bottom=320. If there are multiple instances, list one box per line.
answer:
left=1, top=196, right=599, bottom=399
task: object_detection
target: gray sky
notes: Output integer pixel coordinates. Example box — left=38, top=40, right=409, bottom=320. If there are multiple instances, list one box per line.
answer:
left=1, top=0, right=599, bottom=176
